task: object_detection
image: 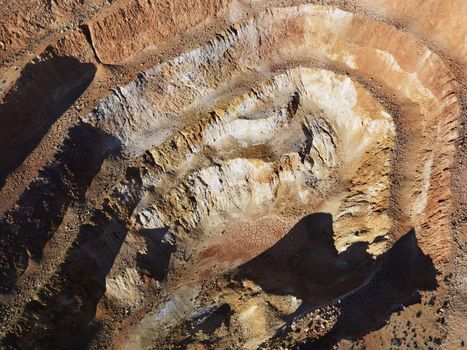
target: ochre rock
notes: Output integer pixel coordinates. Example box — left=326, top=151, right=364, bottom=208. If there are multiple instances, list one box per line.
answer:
left=0, top=1, right=465, bottom=349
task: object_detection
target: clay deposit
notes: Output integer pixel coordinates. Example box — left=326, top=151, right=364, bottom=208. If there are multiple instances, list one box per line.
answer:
left=0, top=1, right=465, bottom=349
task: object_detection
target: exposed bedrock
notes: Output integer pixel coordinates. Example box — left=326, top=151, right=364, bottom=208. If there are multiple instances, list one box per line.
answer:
left=0, top=1, right=465, bottom=349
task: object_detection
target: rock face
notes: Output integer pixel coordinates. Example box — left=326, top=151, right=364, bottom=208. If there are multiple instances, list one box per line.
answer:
left=0, top=1, right=465, bottom=349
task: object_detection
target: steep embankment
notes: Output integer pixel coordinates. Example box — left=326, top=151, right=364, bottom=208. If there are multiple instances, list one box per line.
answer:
left=0, top=1, right=465, bottom=349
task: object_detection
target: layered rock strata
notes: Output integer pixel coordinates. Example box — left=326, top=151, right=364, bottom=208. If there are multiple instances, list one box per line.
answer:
left=0, top=1, right=465, bottom=349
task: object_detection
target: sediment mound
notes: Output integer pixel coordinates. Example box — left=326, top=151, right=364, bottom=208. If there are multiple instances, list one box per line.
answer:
left=0, top=1, right=465, bottom=349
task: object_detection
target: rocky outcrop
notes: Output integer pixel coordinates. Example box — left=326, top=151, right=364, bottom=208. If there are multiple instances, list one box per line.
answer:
left=0, top=1, right=465, bottom=349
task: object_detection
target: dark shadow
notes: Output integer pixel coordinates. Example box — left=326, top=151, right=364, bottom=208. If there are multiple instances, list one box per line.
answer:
left=0, top=56, right=96, bottom=187
left=136, top=227, right=176, bottom=282
left=0, top=123, right=121, bottom=293
left=234, top=213, right=377, bottom=308
left=302, top=229, right=438, bottom=349
left=1, top=166, right=142, bottom=350
left=190, top=303, right=233, bottom=334
left=231, top=213, right=438, bottom=349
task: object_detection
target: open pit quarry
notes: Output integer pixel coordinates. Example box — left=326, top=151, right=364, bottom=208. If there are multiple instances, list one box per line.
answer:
left=0, top=1, right=466, bottom=349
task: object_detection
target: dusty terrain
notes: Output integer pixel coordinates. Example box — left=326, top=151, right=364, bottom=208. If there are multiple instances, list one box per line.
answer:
left=0, top=0, right=466, bottom=349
